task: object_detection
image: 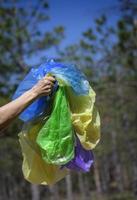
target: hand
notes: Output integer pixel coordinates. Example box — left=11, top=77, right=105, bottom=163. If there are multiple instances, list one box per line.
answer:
left=30, top=75, right=56, bottom=97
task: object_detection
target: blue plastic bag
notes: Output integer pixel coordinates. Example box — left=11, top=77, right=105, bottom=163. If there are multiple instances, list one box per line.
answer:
left=12, top=59, right=89, bottom=122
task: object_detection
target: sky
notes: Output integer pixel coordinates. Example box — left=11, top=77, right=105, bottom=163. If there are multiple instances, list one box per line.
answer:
left=48, top=0, right=120, bottom=45
left=27, top=0, right=121, bottom=64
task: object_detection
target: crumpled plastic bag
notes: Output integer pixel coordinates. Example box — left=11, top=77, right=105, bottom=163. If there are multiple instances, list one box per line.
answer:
left=12, top=59, right=101, bottom=185
left=61, top=134, right=94, bottom=172
left=18, top=118, right=69, bottom=185
left=65, top=86, right=101, bottom=150
left=12, top=59, right=90, bottom=122
left=32, top=59, right=89, bottom=95
left=12, top=68, right=58, bottom=122
left=36, top=86, right=75, bottom=165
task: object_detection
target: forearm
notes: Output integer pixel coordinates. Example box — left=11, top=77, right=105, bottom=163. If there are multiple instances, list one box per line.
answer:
left=0, top=89, right=37, bottom=131
left=0, top=75, right=55, bottom=132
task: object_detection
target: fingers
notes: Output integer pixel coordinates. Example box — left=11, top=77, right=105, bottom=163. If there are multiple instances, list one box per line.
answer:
left=42, top=76, right=56, bottom=88
left=46, top=89, right=51, bottom=95
left=32, top=75, right=56, bottom=97
left=44, top=75, right=56, bottom=83
left=43, top=79, right=54, bottom=87
left=45, top=84, right=52, bottom=89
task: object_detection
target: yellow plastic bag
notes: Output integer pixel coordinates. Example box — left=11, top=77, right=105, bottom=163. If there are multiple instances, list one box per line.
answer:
left=18, top=119, right=69, bottom=185
left=66, top=86, right=101, bottom=150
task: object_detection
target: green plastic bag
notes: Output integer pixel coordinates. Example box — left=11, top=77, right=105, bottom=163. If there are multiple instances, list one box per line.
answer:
left=36, top=86, right=75, bottom=165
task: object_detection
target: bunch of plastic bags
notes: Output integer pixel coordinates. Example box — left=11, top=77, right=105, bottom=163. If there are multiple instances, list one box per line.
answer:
left=13, top=59, right=100, bottom=185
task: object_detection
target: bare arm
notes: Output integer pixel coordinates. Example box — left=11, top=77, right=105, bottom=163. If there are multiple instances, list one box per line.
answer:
left=0, top=76, right=55, bottom=132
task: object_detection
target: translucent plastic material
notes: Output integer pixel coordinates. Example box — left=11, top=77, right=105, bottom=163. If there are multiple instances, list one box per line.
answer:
left=13, top=59, right=101, bottom=185
left=18, top=120, right=69, bottom=185
left=36, top=86, right=75, bottom=165
left=33, top=59, right=89, bottom=95
left=12, top=68, right=58, bottom=122
left=66, top=86, right=101, bottom=150
left=61, top=134, right=94, bottom=172
left=12, top=59, right=89, bottom=122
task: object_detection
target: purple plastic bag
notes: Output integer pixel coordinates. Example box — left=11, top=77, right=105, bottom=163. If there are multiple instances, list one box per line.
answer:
left=61, top=134, right=94, bottom=172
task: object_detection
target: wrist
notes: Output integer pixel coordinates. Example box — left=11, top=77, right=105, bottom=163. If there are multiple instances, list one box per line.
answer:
left=26, top=87, right=39, bottom=100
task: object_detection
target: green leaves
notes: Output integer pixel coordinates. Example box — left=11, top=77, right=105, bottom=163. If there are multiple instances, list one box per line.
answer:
left=0, top=1, right=65, bottom=95
left=83, top=28, right=97, bottom=41
left=95, top=15, right=107, bottom=26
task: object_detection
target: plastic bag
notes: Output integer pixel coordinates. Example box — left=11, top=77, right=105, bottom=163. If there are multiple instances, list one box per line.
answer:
left=65, top=86, right=101, bottom=150
left=12, top=67, right=58, bottom=122
left=36, top=86, right=75, bottom=165
left=61, top=134, right=94, bottom=172
left=18, top=119, right=69, bottom=185
left=12, top=59, right=89, bottom=122
left=34, top=59, right=89, bottom=95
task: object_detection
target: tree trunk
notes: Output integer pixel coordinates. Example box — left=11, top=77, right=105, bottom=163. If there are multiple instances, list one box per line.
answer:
left=94, top=160, right=103, bottom=200
left=49, top=184, right=59, bottom=200
left=110, top=131, right=124, bottom=192
left=84, top=175, right=91, bottom=200
left=66, top=174, right=73, bottom=200
left=94, top=160, right=102, bottom=194
left=31, top=184, right=40, bottom=200
left=78, top=172, right=86, bottom=200
left=128, top=141, right=137, bottom=197
left=101, top=155, right=110, bottom=193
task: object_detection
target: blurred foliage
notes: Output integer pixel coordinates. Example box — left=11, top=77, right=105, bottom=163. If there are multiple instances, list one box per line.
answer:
left=0, top=0, right=65, bottom=96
